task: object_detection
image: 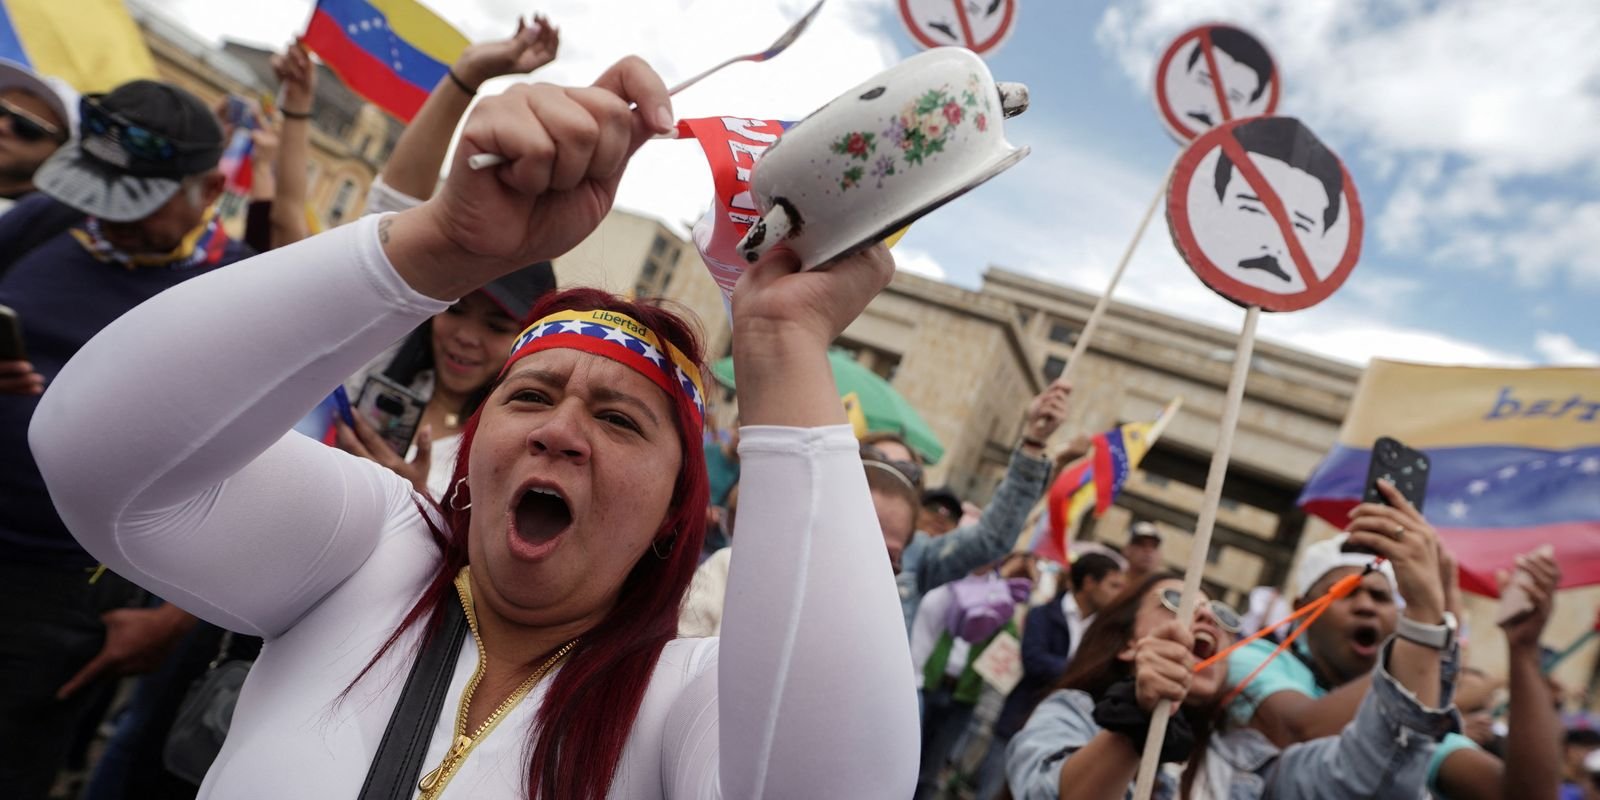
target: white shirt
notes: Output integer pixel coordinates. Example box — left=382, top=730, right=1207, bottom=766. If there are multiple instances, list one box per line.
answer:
left=31, top=215, right=919, bottom=798
left=1061, top=593, right=1095, bottom=666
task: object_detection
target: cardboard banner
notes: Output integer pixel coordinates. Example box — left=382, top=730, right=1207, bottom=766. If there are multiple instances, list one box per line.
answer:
left=897, top=0, right=1017, bottom=57
left=1153, top=23, right=1279, bottom=143
left=1167, top=116, right=1361, bottom=312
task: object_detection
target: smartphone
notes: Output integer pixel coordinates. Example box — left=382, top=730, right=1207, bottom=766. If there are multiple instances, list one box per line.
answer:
left=0, top=304, right=24, bottom=361
left=1364, top=436, right=1430, bottom=511
left=1343, top=436, right=1430, bottom=556
left=355, top=375, right=426, bottom=456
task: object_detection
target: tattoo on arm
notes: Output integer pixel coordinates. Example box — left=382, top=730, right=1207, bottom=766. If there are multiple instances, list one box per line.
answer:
left=378, top=216, right=392, bottom=244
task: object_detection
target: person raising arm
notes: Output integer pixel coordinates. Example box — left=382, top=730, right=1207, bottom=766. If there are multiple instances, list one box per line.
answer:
left=32, top=56, right=915, bottom=799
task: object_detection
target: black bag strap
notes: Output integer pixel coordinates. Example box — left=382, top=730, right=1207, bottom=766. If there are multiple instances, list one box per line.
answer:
left=357, top=598, right=469, bottom=800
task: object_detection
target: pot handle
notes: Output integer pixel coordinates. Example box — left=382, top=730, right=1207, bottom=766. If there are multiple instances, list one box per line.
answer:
left=736, top=203, right=793, bottom=263
left=997, top=82, right=1030, bottom=118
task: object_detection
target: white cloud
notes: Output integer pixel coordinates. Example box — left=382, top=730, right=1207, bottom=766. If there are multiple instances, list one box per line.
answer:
left=891, top=246, right=948, bottom=281
left=1533, top=332, right=1600, bottom=366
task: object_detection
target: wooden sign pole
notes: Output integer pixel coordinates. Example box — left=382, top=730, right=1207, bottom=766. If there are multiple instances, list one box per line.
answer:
left=1130, top=304, right=1260, bottom=800
left=1059, top=156, right=1178, bottom=387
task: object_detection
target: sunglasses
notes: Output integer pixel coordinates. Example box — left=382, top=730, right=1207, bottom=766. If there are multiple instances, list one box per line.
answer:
left=0, top=99, right=65, bottom=144
left=861, top=444, right=924, bottom=487
left=80, top=96, right=207, bottom=163
left=1160, top=587, right=1243, bottom=634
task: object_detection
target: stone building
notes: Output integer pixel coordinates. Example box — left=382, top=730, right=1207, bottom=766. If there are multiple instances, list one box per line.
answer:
left=131, top=3, right=402, bottom=232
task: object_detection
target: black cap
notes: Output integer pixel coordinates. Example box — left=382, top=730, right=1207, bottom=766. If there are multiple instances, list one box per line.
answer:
left=479, top=261, right=556, bottom=322
left=35, top=80, right=224, bottom=221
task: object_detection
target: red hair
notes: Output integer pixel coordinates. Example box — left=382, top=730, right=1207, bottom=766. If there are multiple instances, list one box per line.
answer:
left=351, top=287, right=709, bottom=800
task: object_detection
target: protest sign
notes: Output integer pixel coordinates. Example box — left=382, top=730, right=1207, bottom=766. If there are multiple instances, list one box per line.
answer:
left=1154, top=23, right=1279, bottom=143
left=897, top=0, right=1017, bottom=57
left=1168, top=116, right=1362, bottom=312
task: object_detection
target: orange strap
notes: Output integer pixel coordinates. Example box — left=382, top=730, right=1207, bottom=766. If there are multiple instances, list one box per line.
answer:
left=1193, top=570, right=1368, bottom=708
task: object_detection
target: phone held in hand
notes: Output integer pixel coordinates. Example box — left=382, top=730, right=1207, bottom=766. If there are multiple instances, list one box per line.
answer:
left=224, top=95, right=256, bottom=130
left=355, top=375, right=426, bottom=456
left=1342, top=436, right=1431, bottom=556
left=0, top=304, right=24, bottom=361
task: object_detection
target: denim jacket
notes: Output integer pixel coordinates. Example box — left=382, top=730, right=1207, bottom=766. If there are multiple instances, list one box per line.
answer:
left=897, top=447, right=1050, bottom=633
left=1006, top=639, right=1463, bottom=800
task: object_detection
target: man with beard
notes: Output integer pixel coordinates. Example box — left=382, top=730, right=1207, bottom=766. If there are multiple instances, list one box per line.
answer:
left=1229, top=508, right=1561, bottom=799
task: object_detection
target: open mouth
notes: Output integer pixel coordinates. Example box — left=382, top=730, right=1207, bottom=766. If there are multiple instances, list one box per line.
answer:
left=1351, top=625, right=1381, bottom=657
left=1192, top=630, right=1218, bottom=662
left=509, top=486, right=572, bottom=560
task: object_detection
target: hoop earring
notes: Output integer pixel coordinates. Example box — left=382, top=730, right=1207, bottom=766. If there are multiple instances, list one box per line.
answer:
left=651, top=531, right=678, bottom=560
left=448, top=477, right=471, bottom=511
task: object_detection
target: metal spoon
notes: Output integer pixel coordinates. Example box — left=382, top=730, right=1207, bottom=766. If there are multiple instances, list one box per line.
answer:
left=468, top=0, right=825, bottom=171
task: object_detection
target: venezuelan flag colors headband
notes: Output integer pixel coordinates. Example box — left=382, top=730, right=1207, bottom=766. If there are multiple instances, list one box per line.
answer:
left=503, top=309, right=706, bottom=425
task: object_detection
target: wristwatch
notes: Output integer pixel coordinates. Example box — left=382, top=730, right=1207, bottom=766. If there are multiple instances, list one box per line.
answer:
left=1396, top=611, right=1458, bottom=650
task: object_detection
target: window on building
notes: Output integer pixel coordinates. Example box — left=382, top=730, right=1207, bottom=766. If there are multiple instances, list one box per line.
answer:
left=1016, top=307, right=1035, bottom=326
left=1042, top=355, right=1066, bottom=382
left=327, top=178, right=357, bottom=225
left=641, top=260, right=659, bottom=280
left=1048, top=321, right=1077, bottom=345
left=836, top=337, right=902, bottom=382
left=1206, top=541, right=1224, bottom=565
left=1142, top=472, right=1170, bottom=488
left=651, top=234, right=669, bottom=256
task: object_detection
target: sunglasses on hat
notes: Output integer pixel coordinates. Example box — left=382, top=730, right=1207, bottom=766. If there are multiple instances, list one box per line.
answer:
left=1160, top=587, right=1243, bottom=633
left=80, top=96, right=210, bottom=164
left=0, top=98, right=65, bottom=144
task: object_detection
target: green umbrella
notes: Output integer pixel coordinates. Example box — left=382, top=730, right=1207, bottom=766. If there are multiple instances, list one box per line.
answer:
left=710, top=349, right=945, bottom=464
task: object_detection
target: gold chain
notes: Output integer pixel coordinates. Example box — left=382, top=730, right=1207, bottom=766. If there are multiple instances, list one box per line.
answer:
left=417, top=569, right=579, bottom=799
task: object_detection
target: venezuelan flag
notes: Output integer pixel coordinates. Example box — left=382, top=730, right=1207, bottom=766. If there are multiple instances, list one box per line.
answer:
left=1299, top=359, right=1600, bottom=595
left=0, top=0, right=156, bottom=92
left=302, top=0, right=468, bottom=122
left=1036, top=398, right=1181, bottom=563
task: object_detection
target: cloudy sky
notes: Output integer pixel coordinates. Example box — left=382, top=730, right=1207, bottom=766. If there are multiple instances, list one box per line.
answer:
left=152, top=0, right=1599, bottom=367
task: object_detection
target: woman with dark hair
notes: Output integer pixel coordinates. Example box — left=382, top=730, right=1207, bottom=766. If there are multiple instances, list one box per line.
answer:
left=336, top=261, right=554, bottom=500
left=32, top=58, right=917, bottom=799
left=1006, top=571, right=1462, bottom=799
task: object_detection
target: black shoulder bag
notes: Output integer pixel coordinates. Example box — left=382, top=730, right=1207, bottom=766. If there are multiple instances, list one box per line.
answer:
left=357, top=599, right=469, bottom=799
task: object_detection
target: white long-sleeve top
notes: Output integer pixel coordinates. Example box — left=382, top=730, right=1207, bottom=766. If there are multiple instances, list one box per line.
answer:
left=30, top=214, right=919, bottom=799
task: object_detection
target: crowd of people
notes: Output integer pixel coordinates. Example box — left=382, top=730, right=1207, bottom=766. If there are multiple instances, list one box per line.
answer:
left=0, top=15, right=1592, bottom=800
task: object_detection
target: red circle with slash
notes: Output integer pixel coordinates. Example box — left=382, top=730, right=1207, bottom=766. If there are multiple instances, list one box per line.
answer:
left=898, top=0, right=1017, bottom=57
left=1154, top=24, right=1280, bottom=143
left=1167, top=116, right=1363, bottom=312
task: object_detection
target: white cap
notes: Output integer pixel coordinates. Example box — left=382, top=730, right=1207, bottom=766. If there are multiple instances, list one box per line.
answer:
left=1293, top=533, right=1397, bottom=600
left=0, top=58, right=80, bottom=139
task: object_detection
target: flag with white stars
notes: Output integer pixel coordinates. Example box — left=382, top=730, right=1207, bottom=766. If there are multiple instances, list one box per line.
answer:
left=506, top=309, right=707, bottom=423
left=302, top=0, right=468, bottom=122
left=1301, top=359, right=1600, bottom=594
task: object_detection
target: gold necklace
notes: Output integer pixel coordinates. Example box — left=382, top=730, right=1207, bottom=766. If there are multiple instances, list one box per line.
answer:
left=417, top=569, right=579, bottom=799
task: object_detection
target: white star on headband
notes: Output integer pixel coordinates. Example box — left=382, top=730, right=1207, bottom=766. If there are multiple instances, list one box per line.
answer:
left=602, top=326, right=635, bottom=346
left=639, top=342, right=666, bottom=366
left=559, top=320, right=588, bottom=334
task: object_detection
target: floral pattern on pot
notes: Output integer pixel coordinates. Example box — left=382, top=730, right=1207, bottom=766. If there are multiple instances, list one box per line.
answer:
left=830, top=74, right=996, bottom=191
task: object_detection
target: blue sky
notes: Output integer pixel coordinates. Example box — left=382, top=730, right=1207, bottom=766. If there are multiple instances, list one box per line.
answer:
left=162, top=0, right=1599, bottom=367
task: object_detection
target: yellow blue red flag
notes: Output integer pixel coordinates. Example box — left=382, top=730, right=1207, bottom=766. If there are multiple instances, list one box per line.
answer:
left=1300, top=359, right=1600, bottom=594
left=302, top=0, right=468, bottom=122
left=0, top=0, right=156, bottom=92
left=1036, top=399, right=1180, bottom=563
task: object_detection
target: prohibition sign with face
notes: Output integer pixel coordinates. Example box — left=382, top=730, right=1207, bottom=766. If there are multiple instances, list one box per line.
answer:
left=1168, top=116, right=1363, bottom=312
left=1154, top=24, right=1280, bottom=143
left=898, top=0, right=1017, bottom=57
